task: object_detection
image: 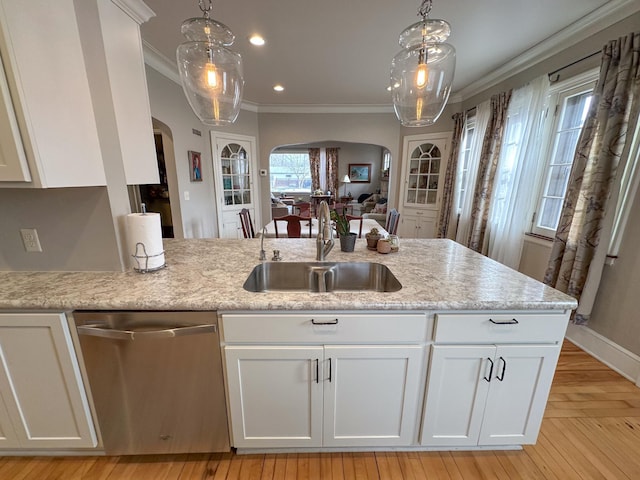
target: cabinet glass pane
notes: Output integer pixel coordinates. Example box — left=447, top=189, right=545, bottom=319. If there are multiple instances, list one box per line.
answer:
left=219, top=142, right=253, bottom=208
left=405, top=142, right=442, bottom=207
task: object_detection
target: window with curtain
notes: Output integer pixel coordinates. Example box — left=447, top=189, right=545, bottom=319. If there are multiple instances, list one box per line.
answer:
left=532, top=71, right=598, bottom=237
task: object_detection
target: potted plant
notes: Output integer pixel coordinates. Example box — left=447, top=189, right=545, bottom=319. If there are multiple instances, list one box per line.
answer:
left=365, top=227, right=382, bottom=250
left=331, top=208, right=357, bottom=252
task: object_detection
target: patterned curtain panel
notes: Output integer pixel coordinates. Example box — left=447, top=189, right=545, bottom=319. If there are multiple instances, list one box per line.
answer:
left=326, top=148, right=339, bottom=197
left=466, top=91, right=512, bottom=253
left=309, top=148, right=321, bottom=191
left=544, top=31, right=640, bottom=325
left=436, top=112, right=466, bottom=239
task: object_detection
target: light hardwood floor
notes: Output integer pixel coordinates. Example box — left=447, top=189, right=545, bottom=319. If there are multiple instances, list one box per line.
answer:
left=1, top=340, right=639, bottom=479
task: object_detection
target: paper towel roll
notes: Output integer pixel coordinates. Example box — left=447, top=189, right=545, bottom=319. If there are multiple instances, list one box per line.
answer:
left=126, top=212, right=165, bottom=271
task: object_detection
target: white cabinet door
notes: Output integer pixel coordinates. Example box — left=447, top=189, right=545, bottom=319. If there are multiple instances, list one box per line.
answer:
left=421, top=345, right=494, bottom=447
left=0, top=313, right=96, bottom=449
left=0, top=0, right=105, bottom=187
left=399, top=212, right=437, bottom=239
left=479, top=344, right=561, bottom=445
left=224, top=346, right=323, bottom=448
left=323, top=345, right=424, bottom=447
left=0, top=54, right=29, bottom=182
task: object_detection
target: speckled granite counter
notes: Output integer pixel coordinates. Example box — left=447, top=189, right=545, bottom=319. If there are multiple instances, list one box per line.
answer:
left=0, top=238, right=577, bottom=312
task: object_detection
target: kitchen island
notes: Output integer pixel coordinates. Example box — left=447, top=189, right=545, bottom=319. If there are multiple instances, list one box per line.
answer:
left=0, top=238, right=575, bottom=311
left=0, top=238, right=576, bottom=454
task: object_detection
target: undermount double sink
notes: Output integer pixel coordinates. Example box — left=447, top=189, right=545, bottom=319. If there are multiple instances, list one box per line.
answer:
left=243, top=261, right=402, bottom=293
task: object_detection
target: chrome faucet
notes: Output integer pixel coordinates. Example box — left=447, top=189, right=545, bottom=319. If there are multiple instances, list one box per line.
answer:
left=316, top=201, right=334, bottom=261
left=259, top=227, right=267, bottom=261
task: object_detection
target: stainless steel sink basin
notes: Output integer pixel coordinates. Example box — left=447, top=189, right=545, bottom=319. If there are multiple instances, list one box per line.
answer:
left=243, top=262, right=402, bottom=293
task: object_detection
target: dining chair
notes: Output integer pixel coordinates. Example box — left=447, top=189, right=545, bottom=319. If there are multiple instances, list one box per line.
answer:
left=238, top=208, right=255, bottom=238
left=273, top=215, right=312, bottom=238
left=293, top=202, right=312, bottom=217
left=386, top=209, right=400, bottom=235
left=346, top=214, right=363, bottom=238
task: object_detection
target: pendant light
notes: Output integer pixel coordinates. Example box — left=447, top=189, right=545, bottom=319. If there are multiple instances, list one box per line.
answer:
left=176, top=0, right=243, bottom=126
left=390, top=0, right=455, bottom=127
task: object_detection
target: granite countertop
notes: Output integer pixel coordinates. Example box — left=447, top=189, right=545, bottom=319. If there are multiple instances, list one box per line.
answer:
left=0, top=238, right=577, bottom=312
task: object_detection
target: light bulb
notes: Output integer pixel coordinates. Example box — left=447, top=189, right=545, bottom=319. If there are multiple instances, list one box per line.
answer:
left=415, top=62, right=428, bottom=88
left=206, top=62, right=219, bottom=88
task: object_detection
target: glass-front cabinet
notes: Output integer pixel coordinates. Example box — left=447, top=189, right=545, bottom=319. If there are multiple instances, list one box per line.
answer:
left=221, top=144, right=251, bottom=207
left=405, top=143, right=442, bottom=207
left=212, top=133, right=259, bottom=238
left=398, top=133, right=450, bottom=239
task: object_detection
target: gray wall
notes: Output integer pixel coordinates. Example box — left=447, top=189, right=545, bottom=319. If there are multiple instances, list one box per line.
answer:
left=0, top=187, right=122, bottom=271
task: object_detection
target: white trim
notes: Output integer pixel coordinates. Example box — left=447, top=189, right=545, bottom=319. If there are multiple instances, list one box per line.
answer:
left=256, top=104, right=395, bottom=114
left=522, top=234, right=553, bottom=248
left=111, top=0, right=155, bottom=24
left=566, top=323, right=640, bottom=387
left=458, top=0, right=640, bottom=100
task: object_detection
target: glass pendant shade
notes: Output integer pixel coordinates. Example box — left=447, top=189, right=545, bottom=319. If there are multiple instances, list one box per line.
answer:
left=391, top=18, right=456, bottom=127
left=177, top=16, right=243, bottom=126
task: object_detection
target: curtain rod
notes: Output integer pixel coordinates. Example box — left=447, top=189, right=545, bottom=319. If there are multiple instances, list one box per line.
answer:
left=548, top=51, right=600, bottom=81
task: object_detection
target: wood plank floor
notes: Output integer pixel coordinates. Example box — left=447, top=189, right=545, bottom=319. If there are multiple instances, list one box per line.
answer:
left=2, top=340, right=639, bottom=479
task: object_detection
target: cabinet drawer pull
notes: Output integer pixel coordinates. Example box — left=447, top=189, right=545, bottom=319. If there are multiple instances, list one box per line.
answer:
left=497, top=357, right=507, bottom=381
left=315, top=359, right=319, bottom=384
left=484, top=357, right=494, bottom=382
left=328, top=358, right=333, bottom=382
left=311, top=318, right=339, bottom=325
left=489, top=318, right=519, bottom=325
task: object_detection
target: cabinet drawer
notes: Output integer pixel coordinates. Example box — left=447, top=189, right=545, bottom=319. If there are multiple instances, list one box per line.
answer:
left=221, top=312, right=431, bottom=344
left=434, top=311, right=570, bottom=344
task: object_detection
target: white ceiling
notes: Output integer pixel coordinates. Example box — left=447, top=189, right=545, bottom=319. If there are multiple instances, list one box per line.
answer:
left=139, top=0, right=631, bottom=108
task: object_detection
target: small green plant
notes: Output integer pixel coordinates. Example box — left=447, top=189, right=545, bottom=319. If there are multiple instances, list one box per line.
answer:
left=366, top=227, right=380, bottom=238
left=331, top=207, right=351, bottom=237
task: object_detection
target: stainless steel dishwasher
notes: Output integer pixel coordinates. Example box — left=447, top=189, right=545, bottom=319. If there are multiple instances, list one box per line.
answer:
left=73, top=311, right=230, bottom=455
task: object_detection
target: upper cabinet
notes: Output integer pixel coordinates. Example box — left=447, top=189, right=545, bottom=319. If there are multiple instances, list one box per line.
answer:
left=0, top=0, right=106, bottom=187
left=0, top=0, right=158, bottom=187
left=96, top=0, right=158, bottom=185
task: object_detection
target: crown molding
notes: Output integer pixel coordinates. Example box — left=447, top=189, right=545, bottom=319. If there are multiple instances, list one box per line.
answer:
left=457, top=0, right=640, bottom=100
left=111, top=0, right=155, bottom=24
left=256, top=104, right=395, bottom=114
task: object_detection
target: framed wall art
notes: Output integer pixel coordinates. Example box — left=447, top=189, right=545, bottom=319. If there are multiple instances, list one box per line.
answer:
left=348, top=163, right=371, bottom=183
left=189, top=150, right=202, bottom=182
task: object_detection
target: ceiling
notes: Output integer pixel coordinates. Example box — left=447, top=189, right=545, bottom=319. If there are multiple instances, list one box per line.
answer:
left=139, top=0, right=628, bottom=108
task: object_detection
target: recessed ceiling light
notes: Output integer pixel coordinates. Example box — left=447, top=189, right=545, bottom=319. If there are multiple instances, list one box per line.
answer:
left=273, top=84, right=284, bottom=92
left=249, top=35, right=265, bottom=46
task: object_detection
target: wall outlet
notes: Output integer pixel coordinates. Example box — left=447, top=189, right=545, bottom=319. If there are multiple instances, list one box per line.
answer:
left=20, top=228, right=43, bottom=252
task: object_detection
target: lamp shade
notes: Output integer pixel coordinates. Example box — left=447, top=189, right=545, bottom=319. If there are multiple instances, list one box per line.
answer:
left=391, top=18, right=456, bottom=127
left=342, top=175, right=351, bottom=183
left=176, top=16, right=244, bottom=126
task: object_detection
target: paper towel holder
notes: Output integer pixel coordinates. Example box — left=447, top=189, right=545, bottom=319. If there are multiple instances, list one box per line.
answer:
left=132, top=242, right=166, bottom=273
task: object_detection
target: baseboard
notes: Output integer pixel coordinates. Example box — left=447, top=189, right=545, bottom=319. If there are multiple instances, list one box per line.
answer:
left=566, top=323, right=640, bottom=387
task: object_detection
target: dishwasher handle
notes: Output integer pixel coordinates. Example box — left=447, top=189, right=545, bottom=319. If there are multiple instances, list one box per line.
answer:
left=77, top=323, right=217, bottom=340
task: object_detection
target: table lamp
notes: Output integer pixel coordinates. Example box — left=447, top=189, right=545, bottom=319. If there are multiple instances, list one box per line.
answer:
left=342, top=175, right=351, bottom=196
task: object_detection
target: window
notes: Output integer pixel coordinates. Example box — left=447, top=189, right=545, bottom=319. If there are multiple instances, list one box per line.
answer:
left=269, top=152, right=311, bottom=193
left=532, top=71, right=597, bottom=237
left=456, top=114, right=477, bottom=213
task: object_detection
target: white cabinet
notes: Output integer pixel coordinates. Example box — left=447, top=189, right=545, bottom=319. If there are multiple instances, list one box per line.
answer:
left=0, top=312, right=96, bottom=449
left=398, top=209, right=437, bottom=238
left=420, top=311, right=569, bottom=447
left=94, top=0, right=158, bottom=185
left=420, top=344, right=560, bottom=446
left=0, top=0, right=105, bottom=187
left=222, top=312, right=429, bottom=449
left=398, top=133, right=450, bottom=238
